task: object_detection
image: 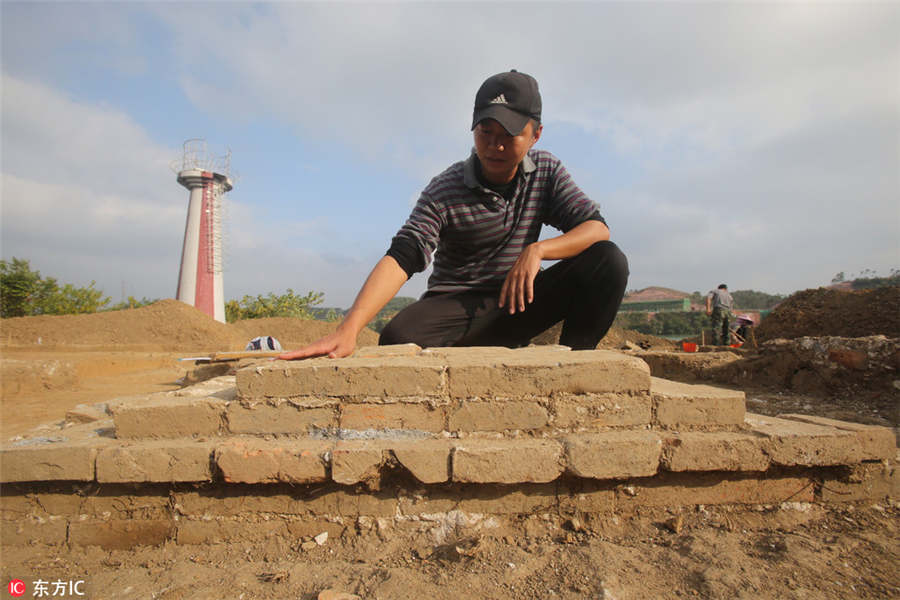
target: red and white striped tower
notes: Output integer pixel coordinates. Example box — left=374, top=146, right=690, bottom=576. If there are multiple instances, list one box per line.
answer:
left=175, top=140, right=232, bottom=322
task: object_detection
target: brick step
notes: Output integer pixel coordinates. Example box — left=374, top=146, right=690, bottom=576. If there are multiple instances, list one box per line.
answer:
left=236, top=345, right=651, bottom=400
left=106, top=375, right=745, bottom=440
left=2, top=413, right=894, bottom=486
left=3, top=462, right=897, bottom=549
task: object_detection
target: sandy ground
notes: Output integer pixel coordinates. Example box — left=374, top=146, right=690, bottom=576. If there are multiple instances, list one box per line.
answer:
left=1, top=348, right=898, bottom=600
left=3, top=502, right=897, bottom=600
left=0, top=351, right=185, bottom=440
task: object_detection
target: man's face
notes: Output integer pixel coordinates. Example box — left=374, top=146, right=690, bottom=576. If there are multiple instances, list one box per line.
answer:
left=473, top=118, right=542, bottom=185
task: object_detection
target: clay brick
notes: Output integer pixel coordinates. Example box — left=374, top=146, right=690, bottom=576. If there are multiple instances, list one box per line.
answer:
left=565, top=431, right=662, bottom=479
left=827, top=348, right=867, bottom=370
left=215, top=439, right=331, bottom=484
left=284, top=520, right=347, bottom=540
left=777, top=414, right=897, bottom=461
left=176, top=519, right=284, bottom=544
left=0, top=517, right=67, bottom=546
left=1, top=421, right=114, bottom=484
left=77, top=491, right=171, bottom=519
left=177, top=375, right=238, bottom=395
left=356, top=491, right=399, bottom=517
left=452, top=439, right=564, bottom=483
left=559, top=480, right=616, bottom=513
left=420, top=346, right=518, bottom=358
left=65, top=403, right=109, bottom=424
left=661, top=432, right=769, bottom=472
left=174, top=490, right=286, bottom=516
left=553, top=393, right=652, bottom=429
left=18, top=487, right=169, bottom=519
left=651, top=377, right=745, bottom=427
left=302, top=489, right=363, bottom=517
left=236, top=355, right=447, bottom=399
left=456, top=483, right=558, bottom=514
left=0, top=492, right=35, bottom=520
left=398, top=494, right=458, bottom=516
left=391, top=440, right=452, bottom=484
left=96, top=441, right=214, bottom=483
left=447, top=349, right=650, bottom=399
left=69, top=519, right=174, bottom=549
left=340, top=403, right=444, bottom=432
left=332, top=441, right=385, bottom=485
left=226, top=402, right=335, bottom=434
left=745, top=414, right=862, bottom=466
left=111, top=394, right=227, bottom=439
left=448, top=400, right=548, bottom=432
left=352, top=344, right=422, bottom=358
left=173, top=487, right=340, bottom=517
left=24, top=492, right=83, bottom=516
left=0, top=443, right=98, bottom=482
left=617, top=472, right=815, bottom=507
left=818, top=462, right=898, bottom=502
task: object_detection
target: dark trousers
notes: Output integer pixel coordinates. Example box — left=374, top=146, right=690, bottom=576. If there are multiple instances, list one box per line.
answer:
left=380, top=241, right=628, bottom=350
left=710, top=308, right=731, bottom=346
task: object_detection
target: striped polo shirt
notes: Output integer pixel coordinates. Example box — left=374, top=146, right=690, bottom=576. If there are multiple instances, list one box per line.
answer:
left=387, top=148, right=606, bottom=293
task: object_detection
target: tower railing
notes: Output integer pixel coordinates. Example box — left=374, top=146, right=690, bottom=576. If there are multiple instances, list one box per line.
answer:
left=177, top=138, right=231, bottom=177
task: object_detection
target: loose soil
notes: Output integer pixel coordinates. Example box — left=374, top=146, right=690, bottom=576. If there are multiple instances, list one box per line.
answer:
left=4, top=503, right=897, bottom=600
left=1, top=294, right=898, bottom=599
left=755, top=286, right=900, bottom=342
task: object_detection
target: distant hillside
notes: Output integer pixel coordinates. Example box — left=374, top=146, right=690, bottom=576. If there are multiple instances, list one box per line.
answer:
left=828, top=273, right=899, bottom=291
left=623, top=287, right=689, bottom=303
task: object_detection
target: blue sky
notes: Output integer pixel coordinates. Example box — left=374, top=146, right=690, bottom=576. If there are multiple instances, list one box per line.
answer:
left=2, top=2, right=898, bottom=309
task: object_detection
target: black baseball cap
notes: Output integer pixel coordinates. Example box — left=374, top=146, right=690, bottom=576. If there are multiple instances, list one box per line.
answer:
left=471, top=70, right=542, bottom=136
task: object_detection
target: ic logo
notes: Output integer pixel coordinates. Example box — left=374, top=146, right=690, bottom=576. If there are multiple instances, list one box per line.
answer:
left=7, top=580, right=26, bottom=597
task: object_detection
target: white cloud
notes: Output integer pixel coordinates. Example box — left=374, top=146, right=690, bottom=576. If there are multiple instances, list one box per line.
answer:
left=2, top=2, right=897, bottom=308
left=149, top=3, right=899, bottom=191
left=0, top=71, right=408, bottom=306
left=2, top=75, right=175, bottom=197
left=1, top=74, right=184, bottom=293
left=0, top=74, right=347, bottom=303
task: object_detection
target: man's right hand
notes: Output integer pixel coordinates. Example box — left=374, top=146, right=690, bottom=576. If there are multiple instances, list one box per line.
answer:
left=278, top=328, right=357, bottom=360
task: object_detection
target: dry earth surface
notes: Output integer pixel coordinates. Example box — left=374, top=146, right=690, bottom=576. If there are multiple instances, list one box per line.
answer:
left=2, top=292, right=898, bottom=599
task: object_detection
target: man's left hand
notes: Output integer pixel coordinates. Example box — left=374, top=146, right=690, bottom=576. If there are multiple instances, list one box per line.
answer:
left=500, top=243, right=543, bottom=314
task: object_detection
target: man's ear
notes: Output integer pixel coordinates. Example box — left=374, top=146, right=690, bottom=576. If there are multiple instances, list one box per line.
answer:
left=532, top=123, right=543, bottom=143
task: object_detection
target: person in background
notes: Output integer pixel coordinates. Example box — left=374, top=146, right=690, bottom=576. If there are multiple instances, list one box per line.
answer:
left=706, top=283, right=734, bottom=345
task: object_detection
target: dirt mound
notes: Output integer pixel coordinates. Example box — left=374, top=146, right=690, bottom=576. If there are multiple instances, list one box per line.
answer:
left=0, top=300, right=244, bottom=352
left=756, top=287, right=900, bottom=342
left=231, top=317, right=379, bottom=350
left=597, top=326, right=678, bottom=351
left=0, top=300, right=383, bottom=354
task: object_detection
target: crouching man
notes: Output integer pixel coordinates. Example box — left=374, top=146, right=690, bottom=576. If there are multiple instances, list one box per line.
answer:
left=280, top=70, right=628, bottom=360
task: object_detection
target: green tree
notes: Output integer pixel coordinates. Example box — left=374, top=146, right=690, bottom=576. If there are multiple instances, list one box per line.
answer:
left=849, top=272, right=900, bottom=290
left=0, top=258, right=41, bottom=317
left=730, top=290, right=785, bottom=310
left=614, top=310, right=714, bottom=337
left=226, top=289, right=326, bottom=322
left=1, top=258, right=109, bottom=317
left=105, top=296, right=158, bottom=311
left=367, top=296, right=417, bottom=333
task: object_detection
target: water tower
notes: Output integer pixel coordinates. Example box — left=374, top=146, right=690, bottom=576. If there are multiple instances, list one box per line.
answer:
left=174, top=139, right=232, bottom=322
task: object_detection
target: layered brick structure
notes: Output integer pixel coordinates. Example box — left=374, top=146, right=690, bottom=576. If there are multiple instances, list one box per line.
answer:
left=2, top=346, right=896, bottom=549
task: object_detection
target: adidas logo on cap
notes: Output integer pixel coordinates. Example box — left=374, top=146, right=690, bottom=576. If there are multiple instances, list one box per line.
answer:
left=490, top=93, right=508, bottom=104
